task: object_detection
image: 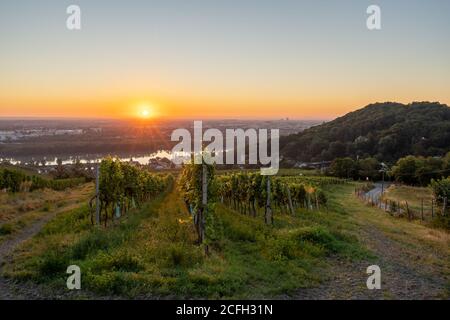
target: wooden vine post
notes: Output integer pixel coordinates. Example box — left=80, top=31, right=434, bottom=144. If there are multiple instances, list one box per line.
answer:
left=315, top=193, right=319, bottom=210
left=405, top=201, right=411, bottom=221
left=431, top=199, right=434, bottom=218
left=265, top=177, right=273, bottom=225
left=421, top=198, right=424, bottom=221
left=443, top=197, right=448, bottom=216
left=201, top=163, right=207, bottom=246
left=286, top=185, right=294, bottom=215
left=95, top=163, right=100, bottom=225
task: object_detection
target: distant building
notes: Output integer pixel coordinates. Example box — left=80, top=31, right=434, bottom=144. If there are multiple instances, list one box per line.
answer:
left=148, top=157, right=175, bottom=170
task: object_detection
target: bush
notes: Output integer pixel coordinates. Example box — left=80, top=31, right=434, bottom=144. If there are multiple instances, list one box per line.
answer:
left=430, top=177, right=450, bottom=203
left=316, top=189, right=328, bottom=207
left=1, top=169, right=26, bottom=193
left=292, top=226, right=339, bottom=252
left=37, top=250, right=70, bottom=277
left=91, top=250, right=143, bottom=273
left=0, top=223, right=14, bottom=235
left=70, top=230, right=111, bottom=259
left=30, top=176, right=86, bottom=192
left=155, top=243, right=203, bottom=268
left=431, top=215, right=450, bottom=230
left=86, top=272, right=140, bottom=295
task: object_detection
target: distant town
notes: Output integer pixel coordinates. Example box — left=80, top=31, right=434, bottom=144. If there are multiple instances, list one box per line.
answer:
left=0, top=118, right=323, bottom=173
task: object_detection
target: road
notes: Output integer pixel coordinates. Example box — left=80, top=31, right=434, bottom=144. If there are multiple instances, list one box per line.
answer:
left=365, top=182, right=391, bottom=202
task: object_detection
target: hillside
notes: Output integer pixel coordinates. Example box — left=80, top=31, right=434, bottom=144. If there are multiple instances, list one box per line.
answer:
left=1, top=178, right=448, bottom=299
left=280, top=102, right=450, bottom=163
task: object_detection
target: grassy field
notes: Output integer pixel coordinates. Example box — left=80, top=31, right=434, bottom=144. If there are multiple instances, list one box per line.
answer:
left=2, top=179, right=449, bottom=299
left=0, top=184, right=92, bottom=241
left=3, top=181, right=370, bottom=299
left=328, top=184, right=450, bottom=299
left=381, top=184, right=434, bottom=212
left=213, top=168, right=322, bottom=176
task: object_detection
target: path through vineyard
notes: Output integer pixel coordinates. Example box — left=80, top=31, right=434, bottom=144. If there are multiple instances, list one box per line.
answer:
left=0, top=183, right=192, bottom=300
left=0, top=183, right=448, bottom=299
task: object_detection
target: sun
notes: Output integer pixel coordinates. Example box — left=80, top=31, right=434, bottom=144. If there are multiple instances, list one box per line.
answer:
left=136, top=103, right=155, bottom=119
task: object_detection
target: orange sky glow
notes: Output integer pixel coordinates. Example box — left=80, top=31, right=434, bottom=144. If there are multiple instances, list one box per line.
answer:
left=1, top=1, right=449, bottom=120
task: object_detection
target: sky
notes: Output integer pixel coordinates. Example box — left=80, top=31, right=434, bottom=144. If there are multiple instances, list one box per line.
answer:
left=0, top=0, right=449, bottom=120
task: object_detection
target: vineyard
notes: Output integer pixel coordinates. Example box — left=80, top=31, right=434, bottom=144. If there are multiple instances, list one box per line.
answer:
left=93, top=157, right=173, bottom=226
left=215, top=174, right=331, bottom=217
left=178, top=162, right=348, bottom=248
left=2, top=161, right=449, bottom=299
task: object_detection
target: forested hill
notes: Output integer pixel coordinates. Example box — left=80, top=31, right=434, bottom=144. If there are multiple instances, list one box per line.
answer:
left=280, top=102, right=450, bottom=163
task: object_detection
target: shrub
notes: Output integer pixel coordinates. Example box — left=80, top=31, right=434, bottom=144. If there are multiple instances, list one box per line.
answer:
left=0, top=223, right=14, bottom=235
left=1, top=169, right=26, bottom=193
left=37, top=250, right=70, bottom=277
left=292, top=226, right=339, bottom=252
left=91, top=250, right=143, bottom=273
left=70, top=230, right=111, bottom=259
left=86, top=272, right=140, bottom=295
left=431, top=215, right=450, bottom=230
left=430, top=177, right=450, bottom=204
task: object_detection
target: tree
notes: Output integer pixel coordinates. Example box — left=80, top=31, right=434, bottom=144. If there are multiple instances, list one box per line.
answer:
left=390, top=156, right=420, bottom=185
left=329, top=158, right=357, bottom=179
left=0, top=169, right=4, bottom=190
left=358, top=157, right=380, bottom=180
left=430, top=177, right=450, bottom=217
left=54, top=158, right=68, bottom=179
left=444, top=152, right=450, bottom=171
left=1, top=169, right=26, bottom=193
left=415, top=157, right=444, bottom=185
left=71, top=158, right=85, bottom=178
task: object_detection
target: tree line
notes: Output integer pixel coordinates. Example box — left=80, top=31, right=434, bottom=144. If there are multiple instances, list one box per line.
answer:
left=329, top=152, right=450, bottom=186
left=390, top=154, right=450, bottom=186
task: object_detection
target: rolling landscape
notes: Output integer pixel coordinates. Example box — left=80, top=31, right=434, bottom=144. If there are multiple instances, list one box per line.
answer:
left=0, top=0, right=449, bottom=305
left=1, top=102, right=449, bottom=299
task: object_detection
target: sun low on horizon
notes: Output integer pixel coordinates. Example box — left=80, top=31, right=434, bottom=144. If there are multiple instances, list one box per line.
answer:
left=0, top=1, right=449, bottom=119
left=134, top=102, right=159, bottom=120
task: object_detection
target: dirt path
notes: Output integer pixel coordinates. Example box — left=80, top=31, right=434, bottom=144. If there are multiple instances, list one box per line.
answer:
left=0, top=203, right=83, bottom=299
left=295, top=186, right=449, bottom=300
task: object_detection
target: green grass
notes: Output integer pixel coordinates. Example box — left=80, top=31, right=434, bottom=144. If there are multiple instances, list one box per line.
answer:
left=0, top=223, right=15, bottom=235
left=214, top=168, right=321, bottom=177
left=381, top=184, right=434, bottom=213
left=0, top=164, right=48, bottom=178
left=5, top=181, right=370, bottom=299
left=0, top=184, right=92, bottom=245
